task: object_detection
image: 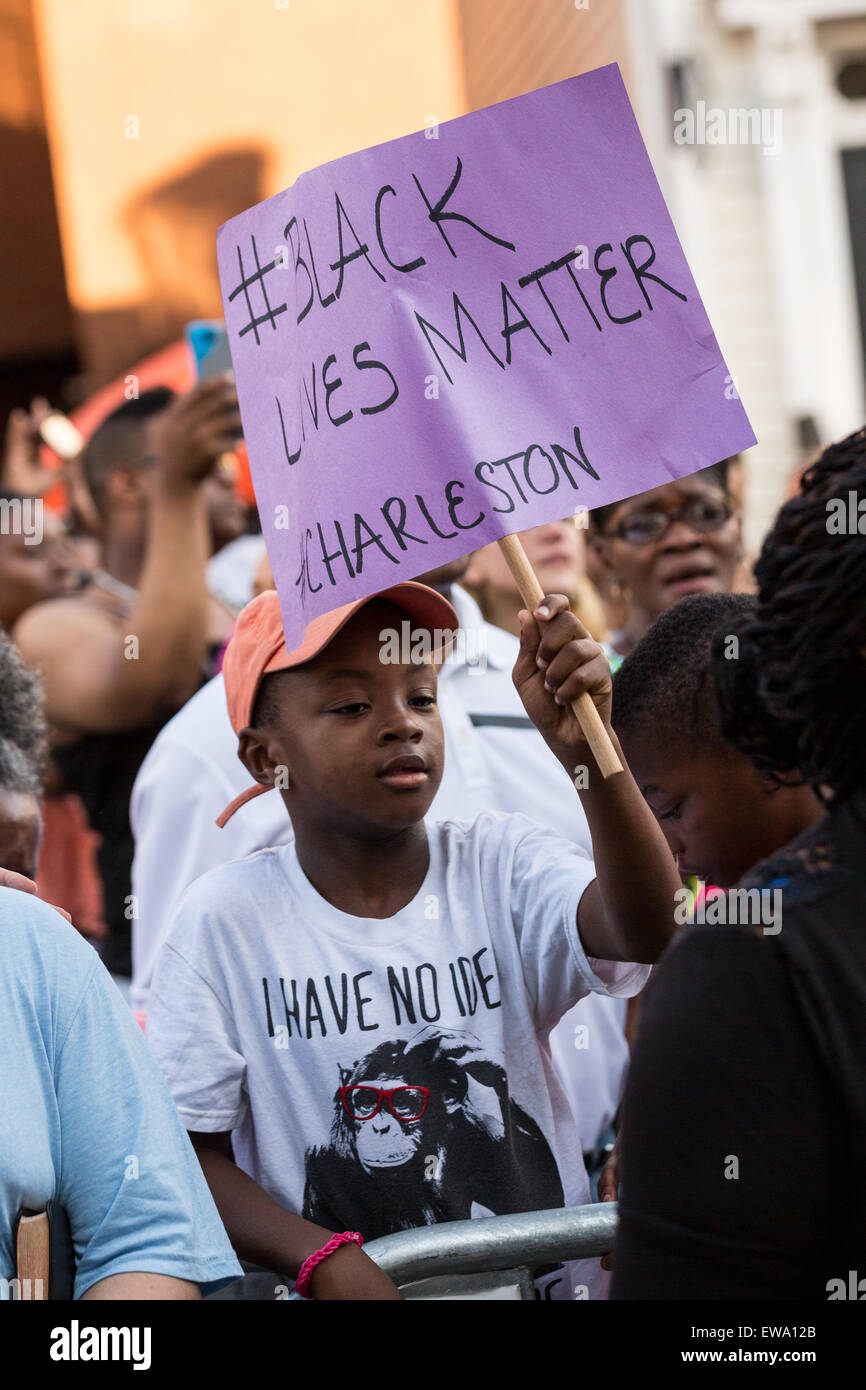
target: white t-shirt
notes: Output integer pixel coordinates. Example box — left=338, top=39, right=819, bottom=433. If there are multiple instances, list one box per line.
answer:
left=147, top=811, right=648, bottom=1299
left=131, top=587, right=629, bottom=1150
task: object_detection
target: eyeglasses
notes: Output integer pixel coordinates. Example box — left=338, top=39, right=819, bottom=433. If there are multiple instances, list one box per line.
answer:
left=339, top=1085, right=430, bottom=1122
left=610, top=498, right=734, bottom=546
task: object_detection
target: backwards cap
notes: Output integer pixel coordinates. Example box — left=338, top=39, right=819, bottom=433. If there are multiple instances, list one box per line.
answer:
left=217, top=583, right=459, bottom=826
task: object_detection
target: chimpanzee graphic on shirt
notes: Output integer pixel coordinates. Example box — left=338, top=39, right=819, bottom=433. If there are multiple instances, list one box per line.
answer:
left=302, top=1026, right=564, bottom=1240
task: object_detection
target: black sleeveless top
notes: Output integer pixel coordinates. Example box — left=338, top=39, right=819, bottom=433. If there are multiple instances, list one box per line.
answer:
left=613, top=790, right=866, bottom=1298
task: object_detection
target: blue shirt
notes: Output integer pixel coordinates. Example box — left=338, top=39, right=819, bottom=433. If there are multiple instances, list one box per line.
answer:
left=0, top=888, right=241, bottom=1298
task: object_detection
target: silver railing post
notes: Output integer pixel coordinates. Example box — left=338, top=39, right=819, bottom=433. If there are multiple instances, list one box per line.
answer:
left=363, top=1202, right=618, bottom=1284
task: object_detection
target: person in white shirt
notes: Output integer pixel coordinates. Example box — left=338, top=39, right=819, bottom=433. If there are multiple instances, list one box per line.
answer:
left=130, top=557, right=629, bottom=1156
left=146, top=581, right=679, bottom=1299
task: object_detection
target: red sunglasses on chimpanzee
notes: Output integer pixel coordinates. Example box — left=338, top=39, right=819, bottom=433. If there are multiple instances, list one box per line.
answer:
left=339, top=1085, right=430, bottom=1122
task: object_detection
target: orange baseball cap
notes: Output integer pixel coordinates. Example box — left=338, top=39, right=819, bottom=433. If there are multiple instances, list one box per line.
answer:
left=216, top=582, right=459, bottom=827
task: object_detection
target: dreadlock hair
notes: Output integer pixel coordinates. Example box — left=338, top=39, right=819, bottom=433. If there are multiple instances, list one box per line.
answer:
left=589, top=457, right=733, bottom=534
left=0, top=631, right=47, bottom=797
left=612, top=592, right=756, bottom=757
left=82, top=386, right=176, bottom=515
left=712, top=426, right=866, bottom=803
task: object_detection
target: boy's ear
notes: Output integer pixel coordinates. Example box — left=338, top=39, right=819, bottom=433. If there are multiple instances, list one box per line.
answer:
left=237, top=727, right=287, bottom=789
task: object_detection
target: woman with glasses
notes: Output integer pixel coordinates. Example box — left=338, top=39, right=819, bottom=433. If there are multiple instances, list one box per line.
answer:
left=587, top=458, right=743, bottom=662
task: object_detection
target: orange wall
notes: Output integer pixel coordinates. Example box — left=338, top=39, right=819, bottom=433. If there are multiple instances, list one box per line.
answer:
left=0, top=0, right=72, bottom=359
left=32, top=0, right=467, bottom=382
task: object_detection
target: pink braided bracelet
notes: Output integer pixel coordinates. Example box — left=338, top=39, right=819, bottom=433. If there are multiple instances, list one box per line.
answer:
left=295, top=1231, right=364, bottom=1298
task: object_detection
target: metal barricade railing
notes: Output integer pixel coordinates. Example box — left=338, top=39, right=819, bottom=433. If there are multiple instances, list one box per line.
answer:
left=207, top=1202, right=618, bottom=1300
left=278, top=1202, right=618, bottom=1300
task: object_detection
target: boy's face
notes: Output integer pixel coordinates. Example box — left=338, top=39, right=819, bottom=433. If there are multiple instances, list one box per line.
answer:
left=242, top=601, right=444, bottom=837
left=621, top=731, right=781, bottom=889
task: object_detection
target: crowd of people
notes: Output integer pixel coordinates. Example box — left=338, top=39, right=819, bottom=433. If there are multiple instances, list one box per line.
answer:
left=0, top=375, right=863, bottom=1301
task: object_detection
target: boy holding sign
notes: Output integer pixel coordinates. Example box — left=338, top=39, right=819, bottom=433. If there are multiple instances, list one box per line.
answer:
left=149, top=63, right=751, bottom=1298
left=147, top=579, right=679, bottom=1299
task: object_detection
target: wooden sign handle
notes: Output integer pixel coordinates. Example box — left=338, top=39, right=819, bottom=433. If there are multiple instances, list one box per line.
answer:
left=496, top=533, right=623, bottom=779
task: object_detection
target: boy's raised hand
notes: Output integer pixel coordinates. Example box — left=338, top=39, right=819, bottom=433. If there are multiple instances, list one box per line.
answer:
left=514, top=592, right=680, bottom=964
left=513, top=594, right=612, bottom=773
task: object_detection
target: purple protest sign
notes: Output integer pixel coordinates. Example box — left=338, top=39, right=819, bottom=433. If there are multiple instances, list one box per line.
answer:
left=217, top=63, right=754, bottom=647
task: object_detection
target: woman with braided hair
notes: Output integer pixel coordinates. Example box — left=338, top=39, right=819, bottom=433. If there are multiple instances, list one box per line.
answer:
left=612, top=429, right=866, bottom=1299
left=713, top=431, right=866, bottom=802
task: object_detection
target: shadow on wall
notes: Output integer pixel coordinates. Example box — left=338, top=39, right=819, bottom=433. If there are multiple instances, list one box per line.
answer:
left=79, top=147, right=268, bottom=385
left=0, top=117, right=79, bottom=423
